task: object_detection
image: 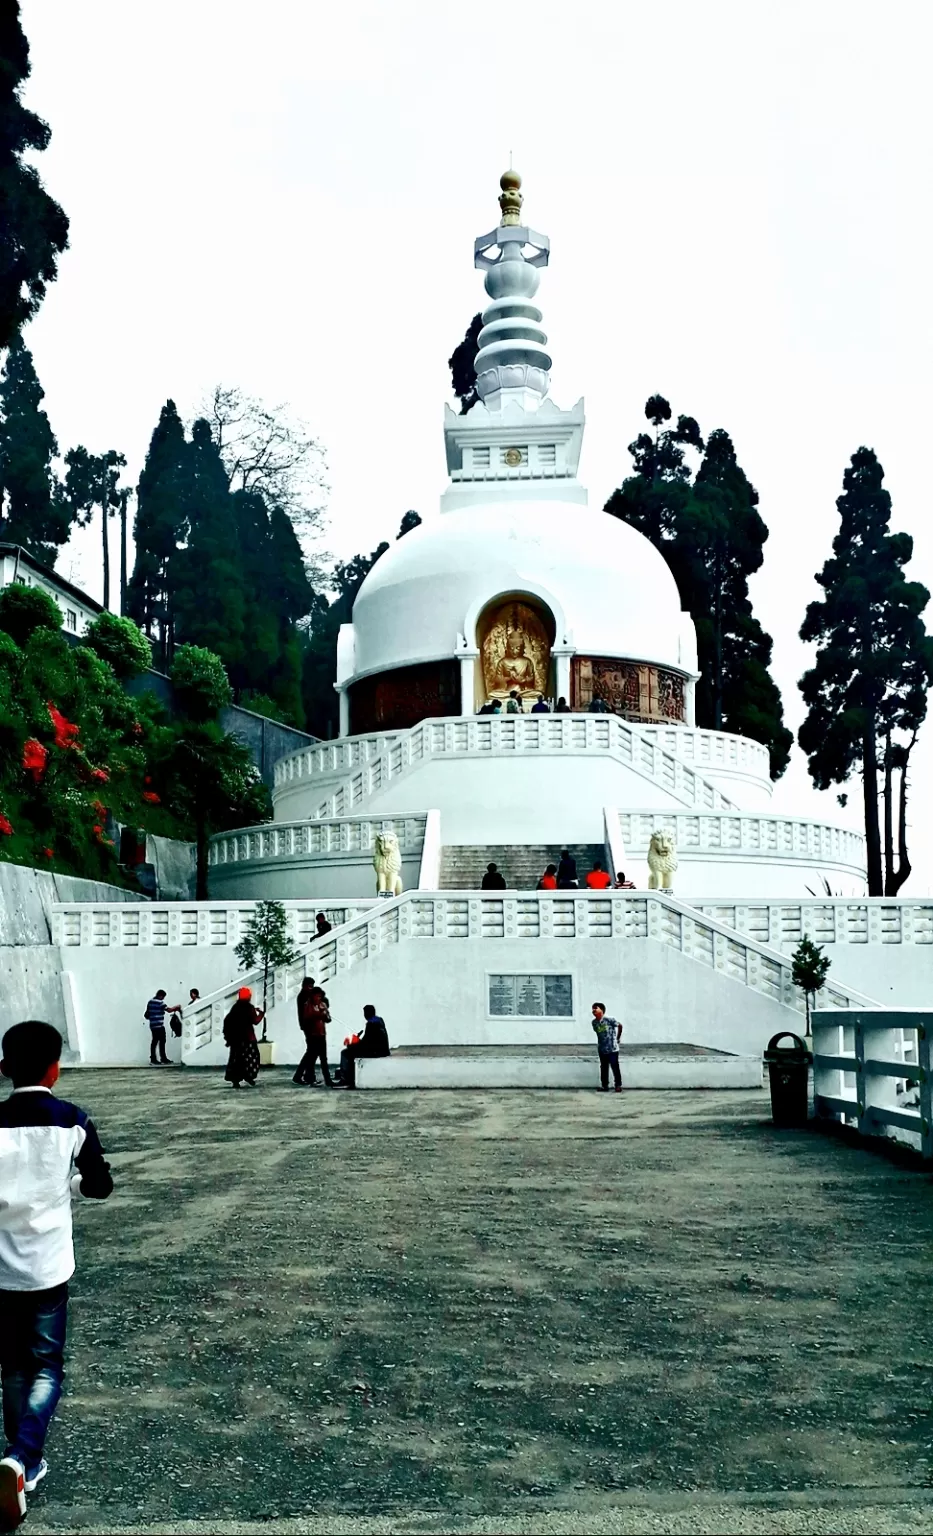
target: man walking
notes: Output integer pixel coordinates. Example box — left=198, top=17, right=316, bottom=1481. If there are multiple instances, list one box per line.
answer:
left=144, top=990, right=181, bottom=1065
left=0, top=1021, right=113, bottom=1529
left=591, top=1002, right=622, bottom=1092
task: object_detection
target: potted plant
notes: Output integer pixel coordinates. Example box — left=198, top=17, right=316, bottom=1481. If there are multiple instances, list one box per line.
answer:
left=234, top=900, right=298, bottom=1066
left=791, top=935, right=831, bottom=1039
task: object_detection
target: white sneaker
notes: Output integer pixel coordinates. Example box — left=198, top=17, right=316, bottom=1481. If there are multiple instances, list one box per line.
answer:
left=24, top=1459, right=48, bottom=1494
left=0, top=1456, right=26, bottom=1529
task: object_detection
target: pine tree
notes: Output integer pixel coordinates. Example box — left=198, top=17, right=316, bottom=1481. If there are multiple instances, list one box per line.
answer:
left=687, top=430, right=792, bottom=775
left=605, top=399, right=791, bottom=778
left=448, top=313, right=483, bottom=414
left=172, top=419, right=246, bottom=682
left=62, top=447, right=126, bottom=612
left=127, top=400, right=189, bottom=669
left=798, top=447, right=933, bottom=896
left=0, top=2, right=69, bottom=348
left=0, top=337, right=71, bottom=564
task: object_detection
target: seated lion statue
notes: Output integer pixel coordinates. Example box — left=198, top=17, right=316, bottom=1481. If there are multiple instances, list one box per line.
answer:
left=373, top=830, right=403, bottom=897
left=647, top=828, right=678, bottom=892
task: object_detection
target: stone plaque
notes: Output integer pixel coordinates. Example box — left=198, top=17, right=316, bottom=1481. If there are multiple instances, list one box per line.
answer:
left=488, top=974, right=574, bottom=1018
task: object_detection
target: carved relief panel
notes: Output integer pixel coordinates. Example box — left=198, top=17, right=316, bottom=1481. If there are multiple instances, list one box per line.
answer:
left=571, top=658, right=686, bottom=722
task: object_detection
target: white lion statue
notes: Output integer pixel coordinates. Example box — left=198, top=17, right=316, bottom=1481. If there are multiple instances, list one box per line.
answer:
left=647, top=829, right=678, bottom=892
left=373, top=830, right=403, bottom=897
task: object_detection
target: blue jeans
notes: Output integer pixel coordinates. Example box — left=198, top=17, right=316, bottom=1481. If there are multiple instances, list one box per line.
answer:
left=0, top=1283, right=68, bottom=1472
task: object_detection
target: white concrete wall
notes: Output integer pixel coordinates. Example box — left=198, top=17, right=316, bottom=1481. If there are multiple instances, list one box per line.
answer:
left=177, top=934, right=798, bottom=1070
left=208, top=851, right=423, bottom=901
left=363, top=756, right=679, bottom=843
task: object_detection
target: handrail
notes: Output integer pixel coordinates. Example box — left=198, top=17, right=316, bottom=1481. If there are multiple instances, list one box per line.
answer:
left=619, top=811, right=865, bottom=868
left=812, top=1008, right=933, bottom=1159
left=209, top=812, right=427, bottom=868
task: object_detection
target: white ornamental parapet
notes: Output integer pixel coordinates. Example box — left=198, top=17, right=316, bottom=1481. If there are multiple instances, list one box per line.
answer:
left=694, top=898, right=933, bottom=951
left=208, top=813, right=428, bottom=868
left=272, top=714, right=738, bottom=821
left=619, top=811, right=865, bottom=871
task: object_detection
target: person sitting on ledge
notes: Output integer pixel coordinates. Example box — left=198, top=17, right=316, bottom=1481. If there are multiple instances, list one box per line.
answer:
left=614, top=871, right=636, bottom=889
left=537, top=863, right=558, bottom=890
left=481, top=862, right=507, bottom=890
left=531, top=693, right=550, bottom=713
left=554, top=696, right=570, bottom=712
left=586, top=860, right=613, bottom=890
left=337, top=1005, right=390, bottom=1089
left=505, top=690, right=523, bottom=714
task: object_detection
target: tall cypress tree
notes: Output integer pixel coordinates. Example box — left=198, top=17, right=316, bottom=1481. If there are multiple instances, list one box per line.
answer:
left=0, top=2, right=69, bottom=348
left=0, top=336, right=71, bottom=563
left=798, top=447, right=933, bottom=896
left=605, top=398, right=791, bottom=778
left=172, top=419, right=245, bottom=681
left=127, top=400, right=188, bottom=668
left=686, top=430, right=792, bottom=775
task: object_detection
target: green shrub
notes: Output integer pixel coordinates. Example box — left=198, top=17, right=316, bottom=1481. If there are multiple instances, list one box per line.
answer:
left=171, top=644, right=233, bottom=721
left=0, top=583, right=62, bottom=645
left=84, top=612, right=152, bottom=679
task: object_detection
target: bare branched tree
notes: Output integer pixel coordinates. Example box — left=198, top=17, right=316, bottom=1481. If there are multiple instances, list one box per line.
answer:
left=202, top=385, right=328, bottom=541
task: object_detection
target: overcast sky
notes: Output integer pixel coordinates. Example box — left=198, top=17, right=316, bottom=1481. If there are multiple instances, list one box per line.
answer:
left=19, top=0, right=933, bottom=885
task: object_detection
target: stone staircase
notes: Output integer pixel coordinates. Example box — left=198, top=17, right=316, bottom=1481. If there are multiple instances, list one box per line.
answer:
left=439, top=843, right=606, bottom=891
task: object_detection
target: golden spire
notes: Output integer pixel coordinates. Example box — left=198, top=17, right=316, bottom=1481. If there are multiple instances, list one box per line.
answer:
left=498, top=168, right=523, bottom=227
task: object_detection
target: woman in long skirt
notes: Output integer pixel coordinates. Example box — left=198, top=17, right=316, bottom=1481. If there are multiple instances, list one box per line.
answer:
left=223, top=987, right=263, bottom=1088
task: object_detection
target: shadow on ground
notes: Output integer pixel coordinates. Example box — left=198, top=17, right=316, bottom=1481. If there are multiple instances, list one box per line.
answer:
left=22, top=1069, right=933, bottom=1531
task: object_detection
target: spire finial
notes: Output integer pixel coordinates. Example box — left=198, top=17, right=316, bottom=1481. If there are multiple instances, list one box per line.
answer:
left=499, top=167, right=523, bottom=227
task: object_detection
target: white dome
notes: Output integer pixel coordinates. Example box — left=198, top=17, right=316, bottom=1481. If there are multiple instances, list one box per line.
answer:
left=347, top=499, right=696, bottom=681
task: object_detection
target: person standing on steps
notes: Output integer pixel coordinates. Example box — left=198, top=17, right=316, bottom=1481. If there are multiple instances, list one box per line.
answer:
left=144, top=990, right=181, bottom=1065
left=293, top=978, right=334, bottom=1087
left=537, top=863, right=558, bottom=890
left=0, top=1021, right=114, bottom=1531
left=315, top=913, right=332, bottom=939
left=556, top=849, right=578, bottom=889
left=591, top=1002, right=622, bottom=1092
left=481, top=862, right=507, bottom=890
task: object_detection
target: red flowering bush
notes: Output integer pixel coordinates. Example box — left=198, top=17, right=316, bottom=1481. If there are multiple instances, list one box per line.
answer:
left=141, top=790, right=160, bottom=805
left=47, top=702, right=80, bottom=751
left=0, top=814, right=13, bottom=836
left=22, top=739, right=48, bottom=783
left=42, top=847, right=54, bottom=860
left=90, top=766, right=110, bottom=784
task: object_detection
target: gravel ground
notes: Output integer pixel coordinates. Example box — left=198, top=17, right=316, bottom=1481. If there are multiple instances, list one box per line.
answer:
left=17, top=1068, right=933, bottom=1534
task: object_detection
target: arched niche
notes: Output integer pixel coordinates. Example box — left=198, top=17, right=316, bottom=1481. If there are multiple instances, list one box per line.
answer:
left=474, top=592, right=557, bottom=708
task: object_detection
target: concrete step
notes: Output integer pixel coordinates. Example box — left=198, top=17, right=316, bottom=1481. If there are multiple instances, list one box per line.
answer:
left=439, top=843, right=606, bottom=891
left=357, top=1045, right=762, bottom=1090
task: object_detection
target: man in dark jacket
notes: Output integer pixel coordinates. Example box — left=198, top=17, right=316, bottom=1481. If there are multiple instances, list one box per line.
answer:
left=338, top=1005, right=389, bottom=1089
left=293, top=977, right=333, bottom=1087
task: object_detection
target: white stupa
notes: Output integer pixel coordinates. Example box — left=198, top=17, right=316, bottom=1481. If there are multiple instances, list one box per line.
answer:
left=212, top=171, right=866, bottom=900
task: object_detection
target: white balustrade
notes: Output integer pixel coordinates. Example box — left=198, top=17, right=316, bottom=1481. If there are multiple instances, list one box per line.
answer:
left=619, top=812, right=865, bottom=870
left=50, top=900, right=377, bottom=951
left=636, top=725, right=771, bottom=780
left=696, top=898, right=933, bottom=950
left=812, top=1007, right=933, bottom=1159
left=175, top=891, right=878, bottom=1060
left=273, top=714, right=738, bottom=820
left=208, top=813, right=427, bottom=868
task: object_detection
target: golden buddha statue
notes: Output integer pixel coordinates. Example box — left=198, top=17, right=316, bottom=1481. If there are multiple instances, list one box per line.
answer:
left=492, top=629, right=537, bottom=694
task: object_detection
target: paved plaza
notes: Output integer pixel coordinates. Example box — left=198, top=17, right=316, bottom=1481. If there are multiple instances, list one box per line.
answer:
left=22, top=1069, right=933, bottom=1535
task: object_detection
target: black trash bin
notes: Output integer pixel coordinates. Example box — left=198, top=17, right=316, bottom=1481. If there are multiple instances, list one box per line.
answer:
left=763, top=1031, right=812, bottom=1127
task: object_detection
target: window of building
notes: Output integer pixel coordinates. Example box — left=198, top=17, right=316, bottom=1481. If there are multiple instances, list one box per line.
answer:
left=66, top=609, right=77, bottom=631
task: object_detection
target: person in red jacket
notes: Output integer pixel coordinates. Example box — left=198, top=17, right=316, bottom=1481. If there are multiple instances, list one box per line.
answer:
left=585, top=861, right=612, bottom=889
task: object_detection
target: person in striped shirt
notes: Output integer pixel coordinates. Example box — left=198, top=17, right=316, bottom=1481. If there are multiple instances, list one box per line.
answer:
left=143, top=991, right=181, bottom=1066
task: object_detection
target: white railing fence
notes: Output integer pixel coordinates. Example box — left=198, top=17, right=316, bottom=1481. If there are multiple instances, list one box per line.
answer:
left=272, top=715, right=738, bottom=820
left=619, top=812, right=865, bottom=871
left=812, top=1008, right=933, bottom=1159
left=696, top=899, right=933, bottom=949
left=180, top=891, right=880, bottom=1062
left=50, top=899, right=377, bottom=951
left=209, top=813, right=427, bottom=868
